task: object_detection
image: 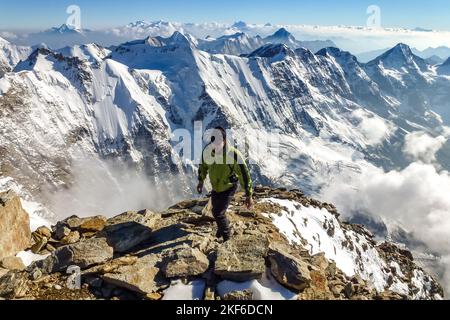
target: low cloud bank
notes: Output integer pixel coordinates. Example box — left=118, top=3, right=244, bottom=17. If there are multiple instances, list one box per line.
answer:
left=320, top=132, right=450, bottom=294
left=45, top=157, right=192, bottom=219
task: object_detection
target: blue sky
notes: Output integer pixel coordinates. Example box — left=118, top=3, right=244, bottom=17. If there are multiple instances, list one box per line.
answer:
left=1, top=0, right=450, bottom=31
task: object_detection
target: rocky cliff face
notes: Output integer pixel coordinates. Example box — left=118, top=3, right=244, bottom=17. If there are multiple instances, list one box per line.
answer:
left=0, top=188, right=443, bottom=300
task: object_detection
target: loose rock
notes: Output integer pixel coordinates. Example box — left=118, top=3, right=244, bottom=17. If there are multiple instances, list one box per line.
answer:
left=215, top=235, right=268, bottom=281
left=163, top=247, right=210, bottom=278
left=0, top=256, right=26, bottom=271
left=268, top=244, right=312, bottom=292
left=36, top=237, right=113, bottom=273
left=35, top=226, right=52, bottom=239
left=78, top=216, right=107, bottom=233
left=100, top=210, right=161, bottom=253
left=102, top=254, right=168, bottom=295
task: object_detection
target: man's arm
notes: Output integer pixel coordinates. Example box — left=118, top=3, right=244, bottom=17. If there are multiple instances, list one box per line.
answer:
left=197, top=153, right=208, bottom=193
left=234, top=150, right=253, bottom=198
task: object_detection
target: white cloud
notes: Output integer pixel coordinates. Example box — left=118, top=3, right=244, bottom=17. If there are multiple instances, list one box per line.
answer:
left=403, top=131, right=447, bottom=163
left=45, top=157, right=189, bottom=219
left=351, top=109, right=393, bottom=145
left=0, top=31, right=17, bottom=40
left=320, top=161, right=450, bottom=294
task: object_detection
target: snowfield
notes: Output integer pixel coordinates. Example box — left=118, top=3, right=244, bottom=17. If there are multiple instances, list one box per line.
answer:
left=261, top=198, right=443, bottom=299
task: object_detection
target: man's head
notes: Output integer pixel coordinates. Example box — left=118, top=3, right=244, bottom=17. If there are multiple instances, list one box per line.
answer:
left=210, top=126, right=227, bottom=148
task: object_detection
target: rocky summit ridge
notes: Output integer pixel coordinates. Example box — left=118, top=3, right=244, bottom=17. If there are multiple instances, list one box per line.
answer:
left=0, top=187, right=444, bottom=300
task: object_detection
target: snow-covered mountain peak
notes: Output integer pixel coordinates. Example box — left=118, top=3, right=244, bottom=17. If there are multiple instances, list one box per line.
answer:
left=293, top=47, right=317, bottom=61
left=317, top=47, right=361, bottom=66
left=116, top=31, right=195, bottom=52
left=369, top=43, right=428, bottom=71
left=197, top=32, right=264, bottom=56
left=47, top=24, right=85, bottom=35
left=0, top=38, right=33, bottom=76
left=318, top=46, right=348, bottom=57
left=13, top=47, right=91, bottom=86
left=14, top=47, right=58, bottom=70
left=272, top=27, right=294, bottom=39
left=58, top=43, right=111, bottom=65
left=382, top=43, right=415, bottom=60
left=219, top=32, right=247, bottom=40
left=168, top=31, right=195, bottom=45
left=231, top=21, right=249, bottom=29
left=143, top=31, right=195, bottom=48
left=264, top=28, right=297, bottom=46
left=247, top=43, right=294, bottom=61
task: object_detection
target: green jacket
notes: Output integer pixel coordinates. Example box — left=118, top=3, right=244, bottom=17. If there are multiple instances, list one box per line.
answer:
left=198, top=145, right=253, bottom=197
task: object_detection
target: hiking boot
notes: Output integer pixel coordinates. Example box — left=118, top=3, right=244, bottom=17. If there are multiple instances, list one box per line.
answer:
left=215, top=229, right=233, bottom=242
left=222, top=232, right=231, bottom=242
left=215, top=229, right=224, bottom=239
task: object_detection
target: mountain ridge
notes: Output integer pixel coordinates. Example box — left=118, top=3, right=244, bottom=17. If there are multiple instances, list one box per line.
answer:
left=0, top=187, right=444, bottom=300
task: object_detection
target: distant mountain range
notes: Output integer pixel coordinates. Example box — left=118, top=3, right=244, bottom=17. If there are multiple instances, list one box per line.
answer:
left=357, top=45, right=450, bottom=63
left=4, top=22, right=336, bottom=55
left=198, top=28, right=336, bottom=56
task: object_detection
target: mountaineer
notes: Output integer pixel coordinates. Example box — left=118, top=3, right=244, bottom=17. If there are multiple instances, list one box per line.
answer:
left=197, top=127, right=253, bottom=242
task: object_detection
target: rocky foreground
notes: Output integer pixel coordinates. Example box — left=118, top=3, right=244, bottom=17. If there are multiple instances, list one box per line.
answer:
left=0, top=187, right=444, bottom=300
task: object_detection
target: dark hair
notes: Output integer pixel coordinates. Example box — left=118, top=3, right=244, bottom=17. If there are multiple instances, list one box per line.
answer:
left=211, top=126, right=227, bottom=143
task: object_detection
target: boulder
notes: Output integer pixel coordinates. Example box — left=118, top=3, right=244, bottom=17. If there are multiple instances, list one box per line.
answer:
left=35, top=226, right=52, bottom=239
left=53, top=215, right=107, bottom=237
left=102, top=254, right=168, bottom=295
left=163, top=247, right=210, bottom=278
left=268, top=244, right=312, bottom=292
left=63, top=216, right=84, bottom=229
left=215, top=234, right=268, bottom=281
left=78, top=216, right=107, bottom=233
left=100, top=210, right=161, bottom=253
left=0, top=256, right=26, bottom=271
left=36, top=237, right=113, bottom=273
left=0, top=190, right=31, bottom=260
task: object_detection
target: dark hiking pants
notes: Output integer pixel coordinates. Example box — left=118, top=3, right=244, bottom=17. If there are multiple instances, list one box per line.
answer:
left=211, top=184, right=238, bottom=239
